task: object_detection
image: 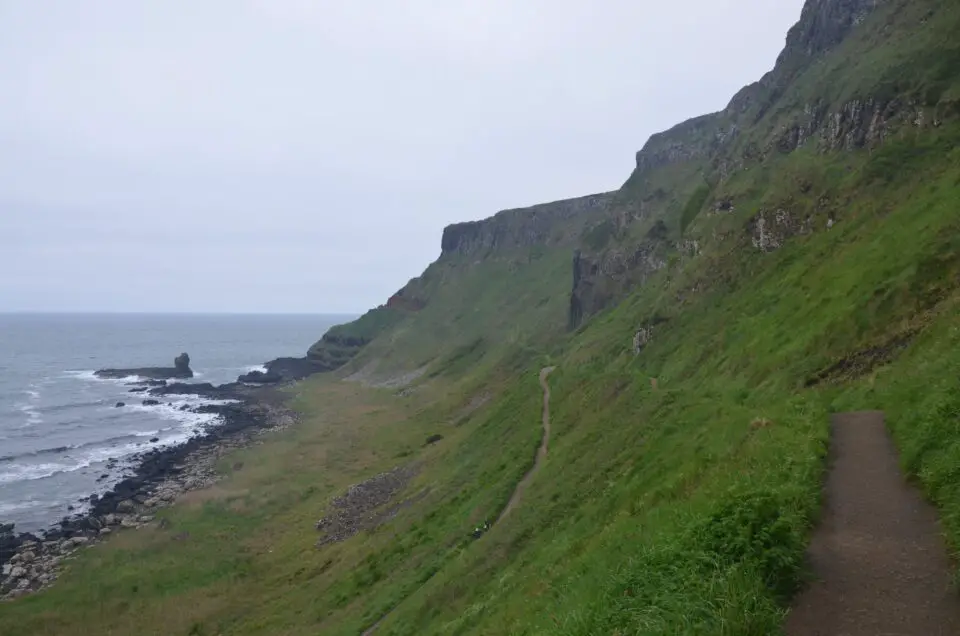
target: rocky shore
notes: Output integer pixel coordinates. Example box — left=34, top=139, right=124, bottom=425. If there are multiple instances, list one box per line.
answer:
left=0, top=380, right=297, bottom=601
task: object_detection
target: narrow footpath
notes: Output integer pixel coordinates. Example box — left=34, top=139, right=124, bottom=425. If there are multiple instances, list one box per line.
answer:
left=786, top=411, right=960, bottom=635
left=497, top=366, right=555, bottom=523
left=362, top=367, right=556, bottom=635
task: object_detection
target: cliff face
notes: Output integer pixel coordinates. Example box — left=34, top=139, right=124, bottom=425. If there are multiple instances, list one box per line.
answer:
left=301, top=0, right=959, bottom=369
left=9, top=0, right=960, bottom=629
left=782, top=0, right=882, bottom=59
left=570, top=0, right=959, bottom=327
left=298, top=194, right=615, bottom=376
left=631, top=114, right=728, bottom=178
left=440, top=193, right=616, bottom=258
left=630, top=0, right=886, bottom=183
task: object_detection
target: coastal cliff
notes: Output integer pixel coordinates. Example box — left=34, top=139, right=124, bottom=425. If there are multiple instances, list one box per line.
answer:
left=6, top=0, right=960, bottom=631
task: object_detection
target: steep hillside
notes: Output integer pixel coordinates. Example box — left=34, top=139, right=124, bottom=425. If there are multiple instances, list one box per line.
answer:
left=3, top=0, right=960, bottom=634
left=307, top=192, right=616, bottom=379
left=309, top=0, right=960, bottom=354
left=571, top=0, right=960, bottom=325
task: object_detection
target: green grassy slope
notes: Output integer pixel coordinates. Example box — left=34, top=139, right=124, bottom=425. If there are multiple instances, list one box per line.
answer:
left=345, top=246, right=573, bottom=379
left=365, top=118, right=960, bottom=635
left=3, top=1, right=960, bottom=634
left=307, top=193, right=615, bottom=379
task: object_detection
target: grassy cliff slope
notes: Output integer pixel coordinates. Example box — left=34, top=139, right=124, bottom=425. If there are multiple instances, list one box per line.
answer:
left=3, top=0, right=960, bottom=634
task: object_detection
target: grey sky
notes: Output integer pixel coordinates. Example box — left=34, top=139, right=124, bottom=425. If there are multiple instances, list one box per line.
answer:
left=1, top=0, right=804, bottom=313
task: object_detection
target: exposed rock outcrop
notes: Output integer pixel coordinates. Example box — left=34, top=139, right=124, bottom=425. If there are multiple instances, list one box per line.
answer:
left=632, top=0, right=889, bottom=181
left=633, top=328, right=653, bottom=354
left=263, top=357, right=329, bottom=382
left=96, top=353, right=193, bottom=380
left=304, top=332, right=372, bottom=374
left=174, top=353, right=190, bottom=373
left=781, top=0, right=882, bottom=60
left=569, top=237, right=670, bottom=329
left=571, top=0, right=906, bottom=326
left=237, top=370, right=284, bottom=385
left=749, top=208, right=815, bottom=252
left=633, top=113, right=732, bottom=179
left=440, top=193, right=616, bottom=258
left=385, top=288, right=426, bottom=312
left=315, top=465, right=420, bottom=547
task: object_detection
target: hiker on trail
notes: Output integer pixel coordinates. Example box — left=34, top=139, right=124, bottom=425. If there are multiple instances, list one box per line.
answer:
left=472, top=520, right=491, bottom=539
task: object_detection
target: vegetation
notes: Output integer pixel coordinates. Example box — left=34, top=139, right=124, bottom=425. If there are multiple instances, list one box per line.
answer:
left=680, top=183, right=711, bottom=235
left=3, top=0, right=960, bottom=634
left=581, top=219, right=618, bottom=251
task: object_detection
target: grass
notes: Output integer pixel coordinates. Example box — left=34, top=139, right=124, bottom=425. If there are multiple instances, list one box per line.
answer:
left=4, top=2, right=960, bottom=633
left=344, top=246, right=575, bottom=379
left=4, top=129, right=957, bottom=634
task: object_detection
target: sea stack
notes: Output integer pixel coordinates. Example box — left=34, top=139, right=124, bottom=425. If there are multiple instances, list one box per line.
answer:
left=95, top=352, right=194, bottom=380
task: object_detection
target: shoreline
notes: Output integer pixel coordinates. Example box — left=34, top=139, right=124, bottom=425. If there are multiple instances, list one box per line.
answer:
left=0, top=379, right=299, bottom=601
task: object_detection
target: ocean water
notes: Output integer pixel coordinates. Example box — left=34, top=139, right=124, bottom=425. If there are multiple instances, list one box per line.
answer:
left=0, top=313, right=350, bottom=532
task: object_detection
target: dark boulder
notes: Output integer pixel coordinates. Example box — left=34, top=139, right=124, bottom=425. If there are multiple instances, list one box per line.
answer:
left=141, top=399, right=161, bottom=406
left=129, top=380, right=167, bottom=392
left=1, top=529, right=24, bottom=565
left=244, top=357, right=328, bottom=383
left=115, top=402, right=126, bottom=408
left=237, top=370, right=283, bottom=384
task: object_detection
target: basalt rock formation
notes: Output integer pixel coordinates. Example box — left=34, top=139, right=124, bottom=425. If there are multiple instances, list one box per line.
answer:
left=96, top=352, right=193, bottom=380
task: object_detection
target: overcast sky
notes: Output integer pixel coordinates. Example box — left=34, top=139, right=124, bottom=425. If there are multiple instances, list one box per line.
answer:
left=1, top=0, right=804, bottom=313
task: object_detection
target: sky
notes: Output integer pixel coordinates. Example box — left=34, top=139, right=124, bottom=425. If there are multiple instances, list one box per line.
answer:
left=0, top=0, right=805, bottom=313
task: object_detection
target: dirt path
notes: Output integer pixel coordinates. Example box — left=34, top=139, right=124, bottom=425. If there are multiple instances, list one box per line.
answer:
left=361, top=367, right=556, bottom=635
left=785, top=411, right=960, bottom=635
left=497, top=367, right=555, bottom=523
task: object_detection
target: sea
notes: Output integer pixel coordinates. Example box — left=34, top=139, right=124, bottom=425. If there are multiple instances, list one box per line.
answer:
left=0, top=313, right=351, bottom=533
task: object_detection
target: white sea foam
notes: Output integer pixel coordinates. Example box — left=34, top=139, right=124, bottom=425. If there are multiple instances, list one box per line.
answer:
left=64, top=370, right=97, bottom=381
left=66, top=368, right=214, bottom=387
left=0, top=462, right=75, bottom=485
left=15, top=385, right=44, bottom=427
left=18, top=404, right=43, bottom=427
left=244, top=365, right=269, bottom=374
left=130, top=394, right=238, bottom=442
left=2, top=393, right=237, bottom=486
left=83, top=440, right=155, bottom=463
left=0, top=437, right=161, bottom=486
left=65, top=370, right=144, bottom=384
